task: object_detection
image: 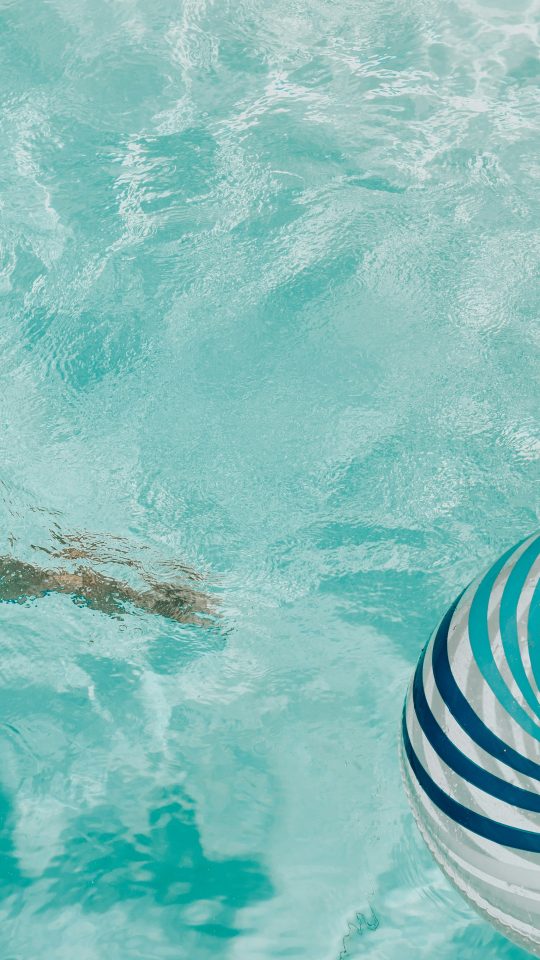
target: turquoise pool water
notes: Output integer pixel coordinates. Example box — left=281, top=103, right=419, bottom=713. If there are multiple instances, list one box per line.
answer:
left=0, top=0, right=539, bottom=957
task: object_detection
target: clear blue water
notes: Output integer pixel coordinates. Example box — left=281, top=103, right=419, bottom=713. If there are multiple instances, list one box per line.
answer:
left=0, top=0, right=539, bottom=957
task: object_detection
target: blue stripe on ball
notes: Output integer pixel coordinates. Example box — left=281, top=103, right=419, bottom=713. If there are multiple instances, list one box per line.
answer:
left=402, top=709, right=540, bottom=851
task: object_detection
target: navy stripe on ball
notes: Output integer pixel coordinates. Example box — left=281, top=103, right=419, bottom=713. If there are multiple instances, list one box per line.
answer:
left=498, top=537, right=540, bottom=720
left=412, top=644, right=540, bottom=812
left=431, top=592, right=540, bottom=783
left=402, top=711, right=540, bottom=852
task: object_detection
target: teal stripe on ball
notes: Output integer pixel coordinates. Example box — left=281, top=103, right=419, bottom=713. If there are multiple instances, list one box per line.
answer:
left=401, top=532, right=540, bottom=956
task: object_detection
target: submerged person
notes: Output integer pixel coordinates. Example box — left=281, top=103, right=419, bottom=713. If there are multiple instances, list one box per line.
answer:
left=0, top=541, right=215, bottom=625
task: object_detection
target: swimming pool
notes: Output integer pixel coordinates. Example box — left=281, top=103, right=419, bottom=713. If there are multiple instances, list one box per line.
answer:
left=0, top=0, right=538, bottom=957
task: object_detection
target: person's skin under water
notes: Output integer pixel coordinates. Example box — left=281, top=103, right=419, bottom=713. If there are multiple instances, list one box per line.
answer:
left=0, top=539, right=215, bottom=626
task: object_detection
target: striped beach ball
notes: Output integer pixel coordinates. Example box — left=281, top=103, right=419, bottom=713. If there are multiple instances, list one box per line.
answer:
left=401, top=533, right=540, bottom=954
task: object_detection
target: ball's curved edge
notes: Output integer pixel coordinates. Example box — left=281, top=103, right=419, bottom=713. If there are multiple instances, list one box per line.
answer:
left=399, top=732, right=540, bottom=956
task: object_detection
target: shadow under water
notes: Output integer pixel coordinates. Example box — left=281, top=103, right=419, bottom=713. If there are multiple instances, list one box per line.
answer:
left=0, top=782, right=273, bottom=939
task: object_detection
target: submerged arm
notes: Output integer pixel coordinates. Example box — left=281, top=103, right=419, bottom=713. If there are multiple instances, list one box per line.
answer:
left=0, top=556, right=215, bottom=625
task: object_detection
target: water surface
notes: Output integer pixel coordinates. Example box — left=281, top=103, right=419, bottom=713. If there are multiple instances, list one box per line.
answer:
left=0, top=0, right=539, bottom=957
